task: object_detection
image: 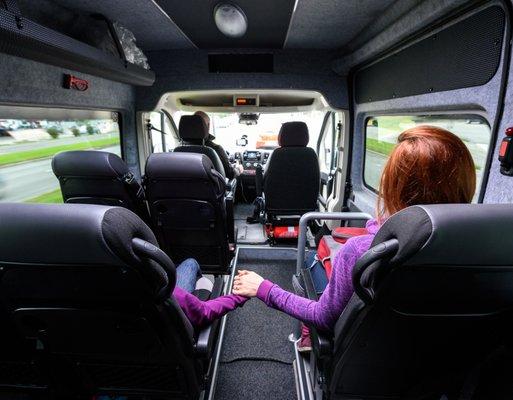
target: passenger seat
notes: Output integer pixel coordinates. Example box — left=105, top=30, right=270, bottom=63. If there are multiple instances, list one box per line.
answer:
left=52, top=150, right=150, bottom=221
left=145, top=152, right=235, bottom=274
left=0, top=203, right=221, bottom=399
left=301, top=204, right=513, bottom=399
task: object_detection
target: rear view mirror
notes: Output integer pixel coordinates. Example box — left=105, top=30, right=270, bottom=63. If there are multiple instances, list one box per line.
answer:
left=236, top=136, right=248, bottom=147
left=239, top=113, right=259, bottom=125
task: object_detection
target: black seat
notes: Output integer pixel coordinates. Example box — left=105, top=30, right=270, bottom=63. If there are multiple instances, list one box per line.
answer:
left=261, top=121, right=320, bottom=221
left=174, top=115, right=226, bottom=177
left=52, top=150, right=150, bottom=221
left=0, top=203, right=221, bottom=399
left=145, top=152, right=234, bottom=274
left=302, top=204, right=513, bottom=399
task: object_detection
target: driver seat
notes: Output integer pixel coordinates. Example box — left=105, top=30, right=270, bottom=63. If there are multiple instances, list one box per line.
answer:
left=174, top=115, right=226, bottom=178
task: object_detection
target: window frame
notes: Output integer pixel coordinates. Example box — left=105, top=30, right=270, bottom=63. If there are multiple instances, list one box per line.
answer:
left=0, top=104, right=123, bottom=203
left=0, top=104, right=123, bottom=157
left=362, top=112, right=492, bottom=202
left=316, top=111, right=337, bottom=170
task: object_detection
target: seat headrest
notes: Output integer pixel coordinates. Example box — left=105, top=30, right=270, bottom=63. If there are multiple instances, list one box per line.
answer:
left=146, top=152, right=217, bottom=180
left=179, top=115, right=209, bottom=141
left=0, top=203, right=170, bottom=295
left=52, top=151, right=129, bottom=178
left=373, top=204, right=513, bottom=267
left=278, top=121, right=309, bottom=147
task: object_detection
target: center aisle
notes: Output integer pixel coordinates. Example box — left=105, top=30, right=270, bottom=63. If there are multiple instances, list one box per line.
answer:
left=214, top=248, right=298, bottom=400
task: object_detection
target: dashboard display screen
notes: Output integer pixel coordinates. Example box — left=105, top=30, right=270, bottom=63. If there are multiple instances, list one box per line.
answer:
left=236, top=97, right=257, bottom=106
left=245, top=151, right=259, bottom=160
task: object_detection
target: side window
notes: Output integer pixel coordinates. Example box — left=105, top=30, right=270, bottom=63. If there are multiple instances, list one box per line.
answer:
left=319, top=113, right=341, bottom=172
left=319, top=114, right=334, bottom=171
left=364, top=115, right=491, bottom=200
left=318, top=112, right=342, bottom=202
left=149, top=111, right=164, bottom=153
left=148, top=111, right=175, bottom=153
left=0, top=106, right=120, bottom=203
left=148, top=111, right=178, bottom=153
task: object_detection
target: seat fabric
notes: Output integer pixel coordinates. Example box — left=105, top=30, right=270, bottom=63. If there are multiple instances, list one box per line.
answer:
left=174, top=115, right=226, bottom=177
left=263, top=121, right=320, bottom=218
left=52, top=150, right=150, bottom=221
left=328, top=204, right=513, bottom=399
left=0, top=203, right=209, bottom=399
left=145, top=152, right=231, bottom=274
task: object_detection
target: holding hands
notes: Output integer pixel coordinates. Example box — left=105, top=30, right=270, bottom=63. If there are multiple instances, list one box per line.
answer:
left=233, top=270, right=264, bottom=297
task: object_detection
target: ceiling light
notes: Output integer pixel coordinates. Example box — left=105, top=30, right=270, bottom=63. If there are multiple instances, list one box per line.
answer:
left=214, top=3, right=248, bottom=38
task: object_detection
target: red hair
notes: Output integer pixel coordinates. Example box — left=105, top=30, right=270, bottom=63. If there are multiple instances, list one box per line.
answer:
left=378, top=125, right=476, bottom=218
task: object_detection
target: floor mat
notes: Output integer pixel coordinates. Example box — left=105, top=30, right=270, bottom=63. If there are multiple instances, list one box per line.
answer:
left=215, top=248, right=298, bottom=399
left=216, top=361, right=296, bottom=400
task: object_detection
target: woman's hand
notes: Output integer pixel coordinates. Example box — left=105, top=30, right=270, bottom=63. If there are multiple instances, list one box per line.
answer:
left=232, top=270, right=264, bottom=297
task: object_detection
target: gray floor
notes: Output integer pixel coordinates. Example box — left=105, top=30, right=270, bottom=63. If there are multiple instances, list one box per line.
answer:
left=215, top=248, right=298, bottom=400
left=234, top=204, right=268, bottom=244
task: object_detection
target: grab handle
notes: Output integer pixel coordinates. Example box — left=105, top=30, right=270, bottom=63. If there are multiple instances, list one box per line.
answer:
left=296, top=211, right=372, bottom=274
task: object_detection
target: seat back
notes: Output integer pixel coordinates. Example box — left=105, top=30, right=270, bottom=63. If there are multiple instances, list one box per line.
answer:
left=174, top=115, right=226, bottom=177
left=52, top=150, right=150, bottom=221
left=145, top=152, right=231, bottom=273
left=264, top=122, right=319, bottom=217
left=330, top=204, right=513, bottom=399
left=0, top=203, right=203, bottom=398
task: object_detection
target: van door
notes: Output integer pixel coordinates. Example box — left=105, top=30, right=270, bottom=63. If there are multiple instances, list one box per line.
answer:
left=317, top=111, right=342, bottom=211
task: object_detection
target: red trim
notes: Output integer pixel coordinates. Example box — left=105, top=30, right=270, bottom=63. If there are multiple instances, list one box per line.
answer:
left=500, top=140, right=509, bottom=157
left=64, top=74, right=89, bottom=91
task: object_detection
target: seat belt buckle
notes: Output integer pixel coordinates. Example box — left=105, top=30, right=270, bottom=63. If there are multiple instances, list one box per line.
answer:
left=122, top=172, right=135, bottom=184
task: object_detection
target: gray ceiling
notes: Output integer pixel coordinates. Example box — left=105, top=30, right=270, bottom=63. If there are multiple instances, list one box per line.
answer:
left=285, top=0, right=398, bottom=49
left=50, top=0, right=415, bottom=52
left=51, top=0, right=196, bottom=50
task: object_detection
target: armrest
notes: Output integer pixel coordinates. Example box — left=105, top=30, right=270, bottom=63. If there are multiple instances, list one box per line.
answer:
left=300, top=268, right=333, bottom=358
left=194, top=276, right=224, bottom=358
left=194, top=322, right=217, bottom=358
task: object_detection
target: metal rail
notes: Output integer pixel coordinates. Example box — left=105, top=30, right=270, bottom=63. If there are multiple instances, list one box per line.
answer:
left=296, top=212, right=372, bottom=273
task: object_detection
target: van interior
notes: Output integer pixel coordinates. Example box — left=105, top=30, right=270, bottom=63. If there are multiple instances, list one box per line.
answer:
left=0, top=0, right=513, bottom=399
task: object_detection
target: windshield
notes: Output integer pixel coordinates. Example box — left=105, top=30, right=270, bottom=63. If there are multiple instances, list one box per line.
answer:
left=173, top=111, right=325, bottom=153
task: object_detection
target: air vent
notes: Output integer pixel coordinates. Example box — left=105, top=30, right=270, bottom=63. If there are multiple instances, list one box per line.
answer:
left=209, top=54, right=273, bottom=73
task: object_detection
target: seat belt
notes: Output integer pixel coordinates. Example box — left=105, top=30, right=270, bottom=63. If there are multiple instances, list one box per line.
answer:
left=121, top=172, right=149, bottom=220
left=122, top=172, right=145, bottom=200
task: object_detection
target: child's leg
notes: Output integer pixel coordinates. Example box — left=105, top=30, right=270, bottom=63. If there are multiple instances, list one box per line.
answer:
left=175, top=258, right=201, bottom=293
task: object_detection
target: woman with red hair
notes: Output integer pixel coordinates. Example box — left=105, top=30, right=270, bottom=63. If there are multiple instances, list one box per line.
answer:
left=233, top=125, right=476, bottom=332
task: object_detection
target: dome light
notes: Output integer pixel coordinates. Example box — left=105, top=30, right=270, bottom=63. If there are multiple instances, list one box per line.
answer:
left=214, top=3, right=248, bottom=38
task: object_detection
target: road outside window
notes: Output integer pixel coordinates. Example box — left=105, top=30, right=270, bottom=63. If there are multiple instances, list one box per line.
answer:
left=364, top=115, right=491, bottom=200
left=0, top=107, right=121, bottom=203
left=172, top=111, right=325, bottom=153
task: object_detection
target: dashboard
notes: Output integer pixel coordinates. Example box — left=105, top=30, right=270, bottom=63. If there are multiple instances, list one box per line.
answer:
left=232, top=150, right=271, bottom=175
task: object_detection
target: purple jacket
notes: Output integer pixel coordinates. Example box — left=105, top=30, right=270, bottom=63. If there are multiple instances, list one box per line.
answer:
left=174, top=288, right=249, bottom=329
left=257, top=219, right=380, bottom=332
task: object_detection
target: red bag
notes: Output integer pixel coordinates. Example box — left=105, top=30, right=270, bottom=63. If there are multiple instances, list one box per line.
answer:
left=317, top=227, right=368, bottom=278
left=332, top=227, right=369, bottom=244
